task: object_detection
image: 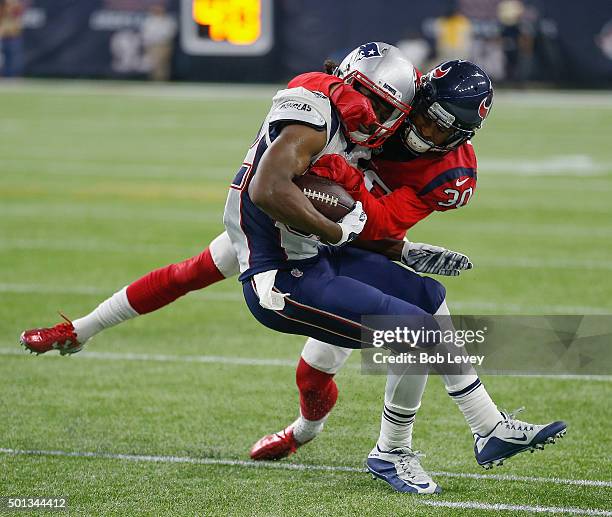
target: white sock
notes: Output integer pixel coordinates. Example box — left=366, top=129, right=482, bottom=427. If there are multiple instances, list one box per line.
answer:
left=378, top=359, right=428, bottom=451
left=446, top=375, right=502, bottom=436
left=377, top=402, right=417, bottom=451
left=434, top=299, right=501, bottom=436
left=72, top=286, right=139, bottom=343
left=291, top=413, right=328, bottom=444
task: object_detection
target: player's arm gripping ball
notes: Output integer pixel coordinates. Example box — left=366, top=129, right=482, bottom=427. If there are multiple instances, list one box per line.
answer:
left=335, top=202, right=367, bottom=245
left=401, top=241, right=472, bottom=276
left=249, top=124, right=344, bottom=244
left=292, top=173, right=367, bottom=244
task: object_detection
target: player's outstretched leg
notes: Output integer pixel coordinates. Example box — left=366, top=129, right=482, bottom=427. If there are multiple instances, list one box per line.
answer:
left=250, top=343, right=351, bottom=460
left=20, top=232, right=238, bottom=355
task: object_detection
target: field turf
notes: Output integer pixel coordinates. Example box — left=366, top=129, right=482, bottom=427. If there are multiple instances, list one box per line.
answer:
left=1, top=81, right=611, bottom=516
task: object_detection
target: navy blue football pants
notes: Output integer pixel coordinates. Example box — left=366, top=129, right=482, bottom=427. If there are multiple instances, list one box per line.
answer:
left=243, top=246, right=446, bottom=349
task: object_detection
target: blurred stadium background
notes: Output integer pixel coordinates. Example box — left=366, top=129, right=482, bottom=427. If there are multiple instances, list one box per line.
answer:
left=1, top=1, right=611, bottom=516
left=1, top=0, right=612, bottom=85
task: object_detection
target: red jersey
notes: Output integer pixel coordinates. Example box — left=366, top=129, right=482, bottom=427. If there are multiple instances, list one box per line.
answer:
left=355, top=141, right=478, bottom=240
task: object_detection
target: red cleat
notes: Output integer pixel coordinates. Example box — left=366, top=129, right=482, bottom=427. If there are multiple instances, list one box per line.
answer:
left=19, top=315, right=82, bottom=356
left=250, top=426, right=302, bottom=461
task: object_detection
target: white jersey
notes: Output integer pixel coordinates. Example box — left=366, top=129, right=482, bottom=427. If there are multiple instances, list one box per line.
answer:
left=223, top=87, right=369, bottom=282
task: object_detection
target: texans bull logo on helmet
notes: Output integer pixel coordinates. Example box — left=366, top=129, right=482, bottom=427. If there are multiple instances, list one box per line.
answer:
left=478, top=97, right=492, bottom=120
left=431, top=62, right=453, bottom=79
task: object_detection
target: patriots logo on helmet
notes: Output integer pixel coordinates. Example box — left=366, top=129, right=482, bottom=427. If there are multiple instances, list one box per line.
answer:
left=432, top=62, right=453, bottom=79
left=356, top=42, right=381, bottom=60
left=478, top=97, right=492, bottom=120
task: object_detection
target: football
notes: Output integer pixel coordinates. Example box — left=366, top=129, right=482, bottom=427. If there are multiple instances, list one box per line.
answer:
left=294, top=173, right=356, bottom=222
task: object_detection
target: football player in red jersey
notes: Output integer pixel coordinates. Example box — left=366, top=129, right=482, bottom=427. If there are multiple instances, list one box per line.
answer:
left=21, top=58, right=565, bottom=493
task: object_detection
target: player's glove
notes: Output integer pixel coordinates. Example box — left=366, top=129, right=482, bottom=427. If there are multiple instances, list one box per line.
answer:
left=329, top=83, right=378, bottom=134
left=309, top=154, right=363, bottom=193
left=333, top=201, right=367, bottom=246
left=288, top=72, right=378, bottom=134
left=401, top=241, right=472, bottom=276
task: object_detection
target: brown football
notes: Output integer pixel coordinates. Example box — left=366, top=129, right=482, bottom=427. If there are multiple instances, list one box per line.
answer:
left=294, top=173, right=356, bottom=222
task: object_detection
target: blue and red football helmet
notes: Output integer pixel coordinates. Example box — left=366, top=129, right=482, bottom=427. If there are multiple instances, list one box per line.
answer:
left=403, top=60, right=494, bottom=154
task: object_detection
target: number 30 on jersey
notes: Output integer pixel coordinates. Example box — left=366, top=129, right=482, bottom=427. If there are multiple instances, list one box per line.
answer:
left=438, top=187, right=473, bottom=208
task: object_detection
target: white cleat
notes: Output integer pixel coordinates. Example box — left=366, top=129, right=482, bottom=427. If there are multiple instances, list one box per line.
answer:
left=366, top=446, right=441, bottom=494
left=474, top=407, right=567, bottom=469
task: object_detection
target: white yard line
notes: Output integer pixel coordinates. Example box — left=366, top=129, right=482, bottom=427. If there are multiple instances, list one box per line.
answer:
left=494, top=90, right=612, bottom=108
left=2, top=348, right=611, bottom=382
left=4, top=239, right=612, bottom=271
left=479, top=155, right=610, bottom=176
left=1, top=448, right=610, bottom=488
left=0, top=283, right=241, bottom=299
left=419, top=500, right=612, bottom=515
left=0, top=80, right=280, bottom=100
left=50, top=349, right=299, bottom=368
left=0, top=239, right=197, bottom=256
left=0, top=348, right=301, bottom=368
left=0, top=448, right=610, bottom=515
left=4, top=203, right=611, bottom=237
left=1, top=283, right=611, bottom=314
left=475, top=257, right=612, bottom=271
left=0, top=283, right=111, bottom=296
left=2, top=81, right=612, bottom=107
left=4, top=154, right=610, bottom=178
left=1, top=156, right=231, bottom=180
left=449, top=301, right=611, bottom=315
left=0, top=204, right=221, bottom=224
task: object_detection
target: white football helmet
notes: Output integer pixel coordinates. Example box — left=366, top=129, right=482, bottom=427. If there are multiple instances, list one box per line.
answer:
left=336, top=42, right=417, bottom=147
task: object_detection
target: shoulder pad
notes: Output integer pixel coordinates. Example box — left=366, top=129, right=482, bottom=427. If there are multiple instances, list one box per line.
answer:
left=268, top=87, right=330, bottom=129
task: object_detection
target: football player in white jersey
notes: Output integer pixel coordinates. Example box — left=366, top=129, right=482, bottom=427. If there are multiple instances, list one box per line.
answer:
left=222, top=43, right=473, bottom=495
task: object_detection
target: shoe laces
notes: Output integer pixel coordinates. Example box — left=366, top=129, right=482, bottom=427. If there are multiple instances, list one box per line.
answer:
left=390, top=448, right=428, bottom=479
left=46, top=313, right=77, bottom=343
left=501, top=406, right=534, bottom=432
left=277, top=427, right=298, bottom=450
left=59, top=312, right=73, bottom=325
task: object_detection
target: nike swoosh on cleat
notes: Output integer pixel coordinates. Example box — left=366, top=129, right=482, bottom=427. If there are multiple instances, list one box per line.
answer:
left=405, top=481, right=431, bottom=489
left=508, top=433, right=528, bottom=442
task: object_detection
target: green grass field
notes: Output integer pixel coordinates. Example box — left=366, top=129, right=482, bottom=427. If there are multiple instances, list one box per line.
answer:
left=1, top=81, right=611, bottom=516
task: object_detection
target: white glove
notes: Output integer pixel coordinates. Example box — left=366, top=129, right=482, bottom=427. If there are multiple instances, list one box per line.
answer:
left=401, top=241, right=472, bottom=276
left=333, top=201, right=367, bottom=246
